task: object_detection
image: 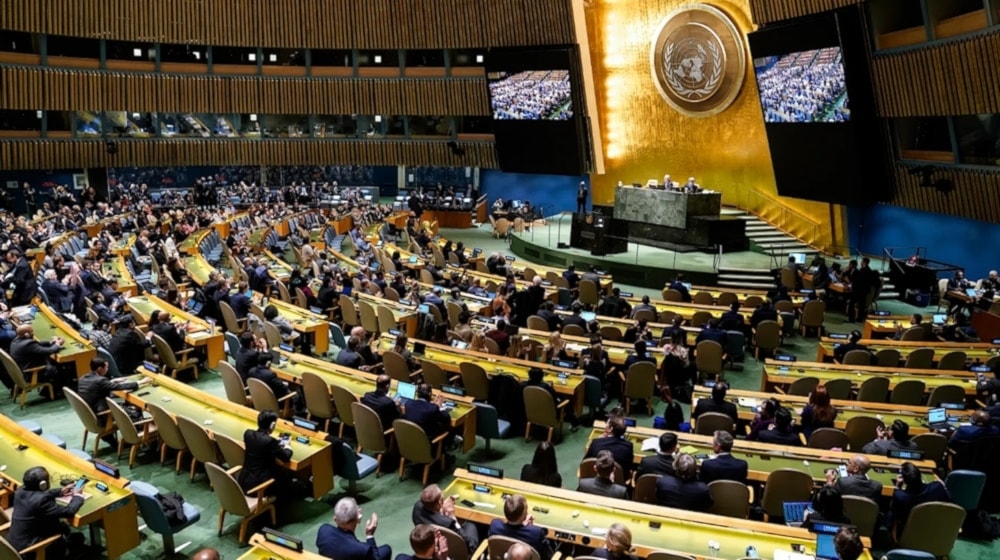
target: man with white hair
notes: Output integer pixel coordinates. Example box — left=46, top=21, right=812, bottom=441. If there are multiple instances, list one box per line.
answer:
left=41, top=269, right=73, bottom=312
left=316, top=497, right=391, bottom=560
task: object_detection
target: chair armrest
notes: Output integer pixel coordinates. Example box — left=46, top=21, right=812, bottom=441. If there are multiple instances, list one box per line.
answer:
left=470, top=538, right=489, bottom=560
left=747, top=486, right=755, bottom=504
left=247, top=478, right=275, bottom=498
left=226, top=465, right=243, bottom=476
left=409, top=368, right=423, bottom=380
left=276, top=393, right=295, bottom=402
left=430, top=432, right=449, bottom=445
left=774, top=386, right=787, bottom=395
left=175, top=347, right=195, bottom=355
left=555, top=399, right=570, bottom=410
left=382, top=427, right=395, bottom=437
left=0, top=521, right=10, bottom=534
left=23, top=365, right=46, bottom=374
left=798, top=433, right=808, bottom=446
left=19, top=533, right=61, bottom=556
left=551, top=553, right=563, bottom=560
left=134, top=417, right=155, bottom=426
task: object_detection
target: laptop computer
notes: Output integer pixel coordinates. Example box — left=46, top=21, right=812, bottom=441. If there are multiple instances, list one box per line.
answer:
left=186, top=299, right=204, bottom=315
left=782, top=501, right=812, bottom=527
left=932, top=313, right=947, bottom=325
left=394, top=381, right=417, bottom=401
left=451, top=340, right=468, bottom=350
left=789, top=252, right=807, bottom=265
left=580, top=311, right=596, bottom=322
left=418, top=304, right=430, bottom=314
left=408, top=255, right=419, bottom=264
left=926, top=407, right=954, bottom=431
left=812, top=522, right=853, bottom=560
left=966, top=288, right=978, bottom=298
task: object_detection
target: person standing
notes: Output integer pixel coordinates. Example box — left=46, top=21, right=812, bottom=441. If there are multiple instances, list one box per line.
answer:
left=576, top=182, right=588, bottom=214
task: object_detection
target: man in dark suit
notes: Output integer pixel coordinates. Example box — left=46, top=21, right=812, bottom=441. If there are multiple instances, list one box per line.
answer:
left=584, top=416, right=634, bottom=478
left=833, top=330, right=868, bottom=363
left=669, top=274, right=691, bottom=302
left=317, top=497, right=391, bottom=560
left=362, top=374, right=401, bottom=431
left=6, top=466, right=85, bottom=558
left=848, top=257, right=880, bottom=322
left=150, top=310, right=187, bottom=354
left=692, top=382, right=738, bottom=425
left=750, top=300, right=779, bottom=330
left=522, top=277, right=547, bottom=322
left=536, top=301, right=562, bottom=332
left=411, top=484, right=479, bottom=552
left=827, top=455, right=884, bottom=503
left=695, top=318, right=727, bottom=347
left=235, top=332, right=267, bottom=381
left=561, top=304, right=588, bottom=331
left=562, top=265, right=580, bottom=290
left=655, top=453, right=713, bottom=512
left=408, top=192, right=424, bottom=218
left=9, top=324, right=67, bottom=390
left=396, top=524, right=448, bottom=560
left=637, top=432, right=678, bottom=477
left=403, top=383, right=453, bottom=443
left=228, top=281, right=252, bottom=319
left=5, top=249, right=38, bottom=306
left=107, top=315, right=153, bottom=377
left=238, top=410, right=292, bottom=500
left=41, top=269, right=74, bottom=312
left=77, top=357, right=144, bottom=443
left=577, top=450, right=628, bottom=499
left=757, top=407, right=803, bottom=447
left=247, top=354, right=294, bottom=401
left=699, top=431, right=748, bottom=484
left=488, top=494, right=554, bottom=560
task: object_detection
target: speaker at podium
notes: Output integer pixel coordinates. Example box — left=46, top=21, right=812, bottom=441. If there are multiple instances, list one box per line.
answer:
left=570, top=211, right=627, bottom=256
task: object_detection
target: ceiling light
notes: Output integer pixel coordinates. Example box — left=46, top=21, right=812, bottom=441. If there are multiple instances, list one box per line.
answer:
left=269, top=54, right=277, bottom=62
left=374, top=115, right=382, bottom=123
left=249, top=114, right=257, bottom=122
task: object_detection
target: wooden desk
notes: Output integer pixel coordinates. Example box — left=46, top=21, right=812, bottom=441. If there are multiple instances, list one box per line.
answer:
left=690, top=386, right=974, bottom=434
left=102, top=256, right=138, bottom=297
left=446, top=469, right=872, bottom=560
left=26, top=302, right=97, bottom=377
left=262, top=298, right=330, bottom=356
left=817, top=337, right=997, bottom=364
left=862, top=316, right=918, bottom=339
left=271, top=349, right=477, bottom=453
left=500, top=324, right=666, bottom=366
left=125, top=294, right=225, bottom=367
left=119, top=372, right=333, bottom=498
left=110, top=233, right=136, bottom=257
left=239, top=533, right=328, bottom=559
left=0, top=415, right=140, bottom=558
left=377, top=334, right=586, bottom=415
left=259, top=250, right=294, bottom=282
left=646, top=287, right=806, bottom=309
left=762, top=361, right=979, bottom=397
left=587, top=421, right=935, bottom=497
left=176, top=230, right=207, bottom=256
left=354, top=293, right=420, bottom=337
left=421, top=209, right=473, bottom=229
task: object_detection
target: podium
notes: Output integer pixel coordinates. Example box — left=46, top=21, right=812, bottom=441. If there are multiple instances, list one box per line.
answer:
left=570, top=213, right=628, bottom=256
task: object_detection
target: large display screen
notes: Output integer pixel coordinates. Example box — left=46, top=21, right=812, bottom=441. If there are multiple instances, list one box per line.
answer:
left=484, top=46, right=589, bottom=176
left=748, top=7, right=889, bottom=206
left=754, top=47, right=850, bottom=123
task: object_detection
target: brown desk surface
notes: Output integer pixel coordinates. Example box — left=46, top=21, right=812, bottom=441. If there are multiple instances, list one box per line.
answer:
left=587, top=421, right=935, bottom=496
left=26, top=301, right=96, bottom=378
left=762, top=361, right=979, bottom=396
left=239, top=534, right=328, bottom=559
left=446, top=469, right=872, bottom=560
left=817, top=337, right=997, bottom=363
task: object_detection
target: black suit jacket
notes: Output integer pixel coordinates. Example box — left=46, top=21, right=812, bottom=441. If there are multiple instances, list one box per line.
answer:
left=77, top=372, right=137, bottom=414
left=247, top=366, right=289, bottom=399
left=835, top=474, right=884, bottom=503
left=488, top=520, right=553, bottom=560
left=655, top=475, right=713, bottom=512
left=108, top=328, right=149, bottom=375
left=585, top=436, right=634, bottom=477
left=238, top=429, right=292, bottom=493
left=699, top=453, right=748, bottom=484
left=151, top=322, right=185, bottom=353
left=692, top=398, right=739, bottom=424
left=10, top=338, right=60, bottom=371
left=6, top=488, right=83, bottom=551
left=403, top=398, right=451, bottom=439
left=361, top=391, right=400, bottom=431
left=10, top=258, right=38, bottom=306
left=637, top=454, right=676, bottom=478
left=42, top=279, right=73, bottom=312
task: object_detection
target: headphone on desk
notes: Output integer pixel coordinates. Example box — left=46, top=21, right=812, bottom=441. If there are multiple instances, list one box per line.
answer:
left=23, top=466, right=48, bottom=491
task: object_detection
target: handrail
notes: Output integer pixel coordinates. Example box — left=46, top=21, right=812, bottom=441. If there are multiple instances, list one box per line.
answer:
left=881, top=246, right=927, bottom=274
left=731, top=187, right=824, bottom=251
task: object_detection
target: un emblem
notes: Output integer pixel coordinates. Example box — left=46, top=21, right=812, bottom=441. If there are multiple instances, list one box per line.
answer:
left=651, top=4, right=746, bottom=117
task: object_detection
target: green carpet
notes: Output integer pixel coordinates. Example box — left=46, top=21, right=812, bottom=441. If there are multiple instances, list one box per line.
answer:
left=13, top=230, right=997, bottom=559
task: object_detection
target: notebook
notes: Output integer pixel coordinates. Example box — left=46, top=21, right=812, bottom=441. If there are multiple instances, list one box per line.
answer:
left=783, top=501, right=812, bottom=527
left=395, top=381, right=417, bottom=401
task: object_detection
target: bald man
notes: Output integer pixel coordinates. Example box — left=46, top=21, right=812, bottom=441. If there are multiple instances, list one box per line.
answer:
left=825, top=455, right=883, bottom=502
left=191, top=548, right=220, bottom=560
left=412, top=484, right=479, bottom=552
left=8, top=324, right=66, bottom=391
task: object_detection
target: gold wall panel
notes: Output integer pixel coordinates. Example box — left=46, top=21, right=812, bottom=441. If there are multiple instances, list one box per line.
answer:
left=585, top=0, right=845, bottom=249
left=748, top=0, right=862, bottom=25
left=0, top=0, right=574, bottom=49
left=0, top=140, right=498, bottom=170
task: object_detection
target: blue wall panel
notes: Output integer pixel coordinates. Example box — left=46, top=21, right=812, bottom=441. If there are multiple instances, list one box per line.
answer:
left=479, top=170, right=589, bottom=217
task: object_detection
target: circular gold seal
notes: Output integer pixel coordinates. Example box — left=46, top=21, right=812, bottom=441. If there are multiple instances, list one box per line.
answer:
left=650, top=4, right=746, bottom=117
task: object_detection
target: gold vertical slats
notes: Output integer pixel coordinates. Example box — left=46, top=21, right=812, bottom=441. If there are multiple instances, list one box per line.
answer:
left=748, top=0, right=862, bottom=26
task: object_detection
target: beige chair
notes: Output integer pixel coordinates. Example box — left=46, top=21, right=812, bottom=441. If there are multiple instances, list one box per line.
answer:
left=662, top=288, right=683, bottom=302
left=301, top=372, right=335, bottom=433
left=482, top=337, right=501, bottom=356
left=780, top=268, right=797, bottom=291
left=692, top=292, right=714, bottom=305
left=784, top=376, right=820, bottom=397
left=579, top=279, right=600, bottom=307
left=0, top=532, right=61, bottom=560
left=743, top=295, right=764, bottom=307
left=352, top=402, right=394, bottom=477
left=620, top=361, right=656, bottom=416
left=175, top=415, right=220, bottom=482
left=214, top=431, right=246, bottom=469
left=383, top=286, right=401, bottom=302
left=0, top=349, right=53, bottom=409
left=523, top=386, right=567, bottom=444
left=633, top=473, right=661, bottom=504
left=275, top=281, right=292, bottom=303
left=204, top=462, right=276, bottom=544
left=64, top=387, right=115, bottom=456
left=842, top=349, right=873, bottom=366
left=690, top=311, right=713, bottom=328
left=844, top=416, right=884, bottom=452
left=647, top=552, right=696, bottom=560
left=436, top=526, right=471, bottom=560
left=753, top=320, right=781, bottom=359
left=774, top=300, right=795, bottom=315
left=806, top=427, right=849, bottom=450
left=799, top=300, right=825, bottom=336
left=261, top=322, right=284, bottom=350
left=842, top=495, right=880, bottom=537
left=693, top=412, right=735, bottom=436
left=562, top=324, right=586, bottom=337
left=708, top=480, right=751, bottom=519
left=695, top=340, right=724, bottom=381
left=936, top=351, right=967, bottom=371
left=493, top=219, right=511, bottom=239
left=106, top=398, right=158, bottom=468
left=717, top=292, right=739, bottom=307
left=247, top=378, right=294, bottom=418
left=421, top=360, right=456, bottom=389
left=295, top=288, right=309, bottom=309
left=927, top=384, right=965, bottom=407
left=526, top=315, right=548, bottom=331
left=483, top=536, right=541, bottom=560
left=903, top=348, right=935, bottom=369
left=874, top=348, right=901, bottom=367
left=600, top=325, right=622, bottom=342
left=633, top=308, right=656, bottom=324
left=152, top=334, right=199, bottom=380
left=912, top=432, right=949, bottom=464
left=899, top=327, right=924, bottom=341
left=393, top=419, right=447, bottom=485
left=889, top=379, right=926, bottom=406
left=935, top=278, right=950, bottom=312
left=330, top=385, right=359, bottom=438
left=446, top=301, right=463, bottom=329
left=219, top=361, right=250, bottom=406
left=577, top=457, right=625, bottom=484
left=147, top=402, right=188, bottom=473
left=376, top=305, right=399, bottom=335
left=383, top=350, right=418, bottom=383
left=760, top=468, right=813, bottom=522
left=339, top=294, right=360, bottom=329
left=856, top=376, right=890, bottom=402
left=822, top=378, right=853, bottom=400
left=897, top=501, right=966, bottom=556
left=459, top=362, right=490, bottom=401
left=220, top=301, right=246, bottom=334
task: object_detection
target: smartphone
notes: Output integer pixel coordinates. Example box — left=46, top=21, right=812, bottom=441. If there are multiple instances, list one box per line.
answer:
left=472, top=484, right=491, bottom=494
left=73, top=477, right=87, bottom=492
left=838, top=465, right=849, bottom=477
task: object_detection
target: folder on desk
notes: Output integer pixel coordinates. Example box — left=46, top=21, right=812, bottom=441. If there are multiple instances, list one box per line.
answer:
left=641, top=437, right=660, bottom=452
left=56, top=492, right=92, bottom=505
left=737, top=397, right=761, bottom=409
left=679, top=445, right=699, bottom=455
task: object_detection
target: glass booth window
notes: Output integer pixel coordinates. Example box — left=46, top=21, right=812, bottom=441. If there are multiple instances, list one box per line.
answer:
left=160, top=43, right=207, bottom=64
left=0, top=30, right=39, bottom=53
left=47, top=35, right=99, bottom=58
left=409, top=116, right=451, bottom=137
left=313, top=115, right=357, bottom=137
left=213, top=47, right=258, bottom=66
left=106, top=40, right=154, bottom=62
left=955, top=113, right=1000, bottom=167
